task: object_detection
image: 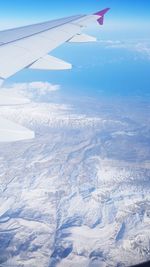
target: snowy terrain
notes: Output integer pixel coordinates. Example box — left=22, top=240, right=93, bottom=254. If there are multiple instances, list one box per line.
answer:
left=0, top=82, right=150, bottom=267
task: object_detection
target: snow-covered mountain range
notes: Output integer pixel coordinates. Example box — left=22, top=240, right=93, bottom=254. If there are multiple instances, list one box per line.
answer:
left=0, top=82, right=150, bottom=267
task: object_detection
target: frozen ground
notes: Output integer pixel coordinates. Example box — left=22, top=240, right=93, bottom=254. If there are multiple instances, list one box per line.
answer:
left=0, top=83, right=150, bottom=267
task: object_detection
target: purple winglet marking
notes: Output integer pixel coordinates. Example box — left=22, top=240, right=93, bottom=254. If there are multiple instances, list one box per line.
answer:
left=94, top=8, right=110, bottom=25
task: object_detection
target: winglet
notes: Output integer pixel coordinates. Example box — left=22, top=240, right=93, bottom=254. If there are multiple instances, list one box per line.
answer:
left=94, top=8, right=110, bottom=25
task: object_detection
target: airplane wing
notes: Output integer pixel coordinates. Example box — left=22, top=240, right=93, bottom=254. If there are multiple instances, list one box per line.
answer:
left=0, top=117, right=34, bottom=142
left=0, top=8, right=110, bottom=84
left=0, top=8, right=110, bottom=142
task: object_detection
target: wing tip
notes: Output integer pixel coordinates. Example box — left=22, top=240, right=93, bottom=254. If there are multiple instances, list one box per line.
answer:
left=94, top=8, right=110, bottom=25
left=94, top=8, right=110, bottom=16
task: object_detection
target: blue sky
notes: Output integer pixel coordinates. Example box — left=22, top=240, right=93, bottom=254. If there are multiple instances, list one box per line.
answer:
left=0, top=0, right=149, bottom=28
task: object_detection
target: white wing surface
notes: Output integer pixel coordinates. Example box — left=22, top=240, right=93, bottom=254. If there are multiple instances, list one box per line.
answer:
left=0, top=8, right=110, bottom=142
left=0, top=117, right=34, bottom=142
left=0, top=8, right=110, bottom=83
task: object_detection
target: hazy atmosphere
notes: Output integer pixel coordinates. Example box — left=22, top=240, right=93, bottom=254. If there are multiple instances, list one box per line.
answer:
left=0, top=1, right=150, bottom=266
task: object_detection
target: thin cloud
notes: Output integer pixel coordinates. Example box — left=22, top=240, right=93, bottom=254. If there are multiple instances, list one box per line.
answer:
left=100, top=39, right=150, bottom=58
left=0, top=81, right=60, bottom=107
